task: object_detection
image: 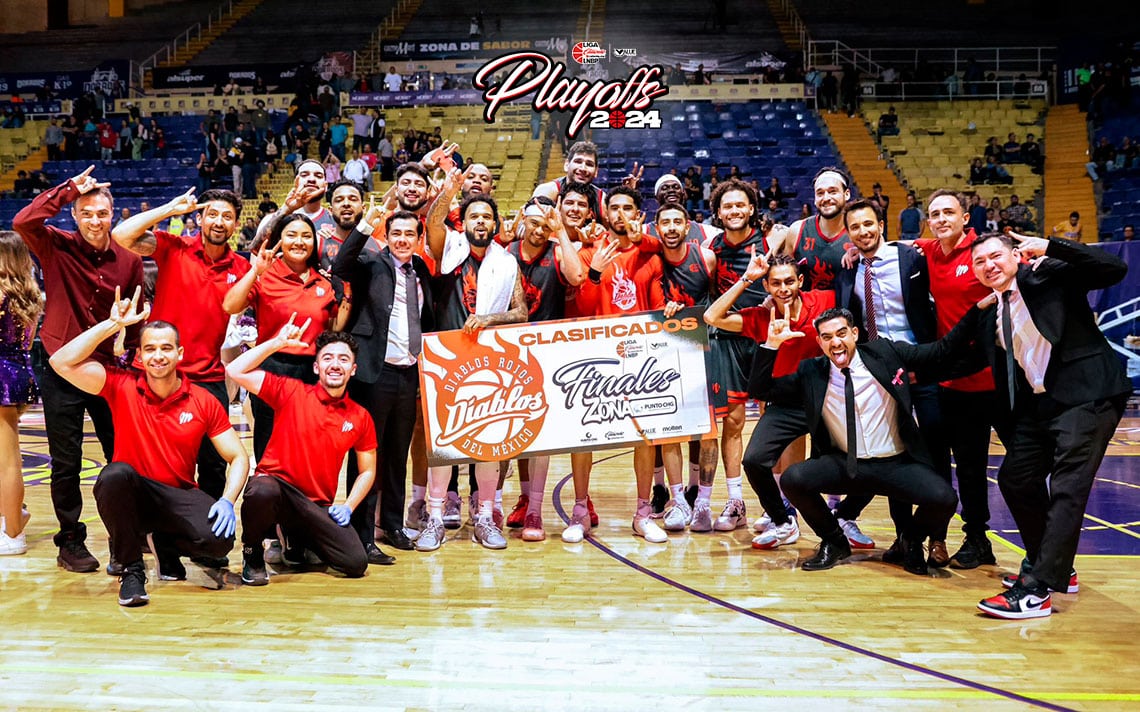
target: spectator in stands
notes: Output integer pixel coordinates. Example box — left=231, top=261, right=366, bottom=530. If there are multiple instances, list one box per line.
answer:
left=62, top=116, right=79, bottom=160
left=983, top=136, right=1003, bottom=164
left=318, top=87, right=336, bottom=123
left=989, top=196, right=1002, bottom=212
left=227, top=139, right=247, bottom=197
left=253, top=76, right=267, bottom=94
left=968, top=157, right=987, bottom=185
left=184, top=217, right=199, bottom=237
left=1116, top=136, right=1139, bottom=170
left=250, top=100, right=270, bottom=148
left=287, top=123, right=310, bottom=161
left=330, top=116, right=349, bottom=162
left=1005, top=194, right=1032, bottom=231
left=316, top=121, right=332, bottom=161
left=44, top=118, right=64, bottom=161
left=323, top=150, right=342, bottom=183
left=197, top=152, right=214, bottom=195
left=764, top=176, right=786, bottom=206
left=97, top=120, right=118, bottom=161
left=996, top=209, right=1012, bottom=232
left=1123, top=225, right=1135, bottom=241
left=985, top=155, right=1013, bottom=184
left=877, top=106, right=899, bottom=136
left=368, top=109, right=385, bottom=146
left=240, top=218, right=258, bottom=249
left=263, top=129, right=280, bottom=171
left=359, top=144, right=378, bottom=192
left=985, top=208, right=999, bottom=232
left=117, top=120, right=132, bottom=160
left=351, top=107, right=372, bottom=152
left=964, top=57, right=984, bottom=95
left=1013, top=73, right=1031, bottom=99
left=11, top=171, right=31, bottom=199
left=242, top=139, right=260, bottom=199
left=968, top=193, right=988, bottom=232
left=118, top=207, right=131, bottom=224
left=223, top=78, right=239, bottom=96
left=384, top=66, right=403, bottom=93
left=1003, top=133, right=1021, bottom=163
left=343, top=150, right=370, bottom=191
left=1052, top=211, right=1082, bottom=241
left=840, top=65, right=860, bottom=116
left=144, top=119, right=160, bottom=159
left=898, top=192, right=924, bottom=240
left=765, top=198, right=787, bottom=224
left=377, top=133, right=394, bottom=181
left=1022, top=133, right=1043, bottom=174
left=258, top=193, right=278, bottom=218
left=869, top=183, right=890, bottom=236
left=692, top=64, right=709, bottom=85
left=1086, top=136, right=1117, bottom=181
left=820, top=71, right=838, bottom=112
left=669, top=63, right=686, bottom=86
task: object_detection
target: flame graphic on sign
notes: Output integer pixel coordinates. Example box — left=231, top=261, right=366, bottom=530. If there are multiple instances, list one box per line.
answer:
left=423, top=331, right=548, bottom=460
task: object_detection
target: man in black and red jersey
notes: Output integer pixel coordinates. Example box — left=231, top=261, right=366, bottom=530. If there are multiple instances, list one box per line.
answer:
left=655, top=203, right=719, bottom=532
left=700, top=178, right=768, bottom=535
left=780, top=167, right=853, bottom=291
left=533, top=140, right=607, bottom=220
left=648, top=173, right=721, bottom=245
left=253, top=159, right=335, bottom=254
left=499, top=196, right=586, bottom=541
left=50, top=290, right=249, bottom=607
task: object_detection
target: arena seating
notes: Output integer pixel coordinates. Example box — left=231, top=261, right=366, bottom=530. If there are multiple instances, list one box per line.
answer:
left=871, top=99, right=1045, bottom=213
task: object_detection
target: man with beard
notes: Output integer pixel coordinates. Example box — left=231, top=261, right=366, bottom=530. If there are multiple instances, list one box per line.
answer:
left=648, top=174, right=721, bottom=244
left=705, top=252, right=833, bottom=550
left=50, top=294, right=249, bottom=606
left=14, top=166, right=144, bottom=573
left=562, top=186, right=667, bottom=545
left=253, top=159, right=333, bottom=252
left=533, top=141, right=606, bottom=220
left=700, top=179, right=767, bottom=534
left=319, top=179, right=379, bottom=269
left=113, top=188, right=252, bottom=508
left=499, top=197, right=585, bottom=540
left=418, top=168, right=528, bottom=551
left=782, top=167, right=853, bottom=291
left=654, top=204, right=719, bottom=531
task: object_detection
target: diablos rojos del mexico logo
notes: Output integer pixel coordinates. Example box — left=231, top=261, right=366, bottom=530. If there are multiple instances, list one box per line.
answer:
left=422, top=331, right=549, bottom=461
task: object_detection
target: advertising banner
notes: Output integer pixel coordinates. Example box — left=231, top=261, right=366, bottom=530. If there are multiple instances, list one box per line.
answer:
left=382, top=36, right=569, bottom=61
left=348, top=89, right=483, bottom=107
left=0, top=61, right=129, bottom=100
left=419, top=307, right=716, bottom=466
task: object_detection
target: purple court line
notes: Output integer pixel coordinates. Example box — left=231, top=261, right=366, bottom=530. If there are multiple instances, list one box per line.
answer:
left=551, top=474, right=1075, bottom=712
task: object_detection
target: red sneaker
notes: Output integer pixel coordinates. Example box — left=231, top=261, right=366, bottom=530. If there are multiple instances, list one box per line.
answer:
left=586, top=496, right=599, bottom=527
left=506, top=495, right=529, bottom=529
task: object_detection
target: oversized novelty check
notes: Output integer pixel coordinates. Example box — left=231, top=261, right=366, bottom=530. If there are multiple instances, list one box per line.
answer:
left=418, top=306, right=716, bottom=466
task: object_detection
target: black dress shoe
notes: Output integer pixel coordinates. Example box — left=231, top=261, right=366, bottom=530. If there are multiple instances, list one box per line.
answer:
left=365, top=542, right=396, bottom=565
left=801, top=538, right=852, bottom=571
left=882, top=538, right=906, bottom=564
left=903, top=538, right=929, bottom=576
left=379, top=528, right=414, bottom=551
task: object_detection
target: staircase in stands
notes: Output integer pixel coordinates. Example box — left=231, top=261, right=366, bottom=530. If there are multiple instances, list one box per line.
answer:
left=1043, top=104, right=1098, bottom=241
left=820, top=112, right=907, bottom=219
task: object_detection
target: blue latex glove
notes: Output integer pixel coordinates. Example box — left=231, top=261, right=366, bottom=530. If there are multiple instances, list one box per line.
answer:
left=328, top=503, right=352, bottom=527
left=208, top=498, right=236, bottom=538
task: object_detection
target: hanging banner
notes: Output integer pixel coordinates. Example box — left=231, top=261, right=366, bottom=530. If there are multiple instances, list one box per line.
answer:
left=382, top=36, right=569, bottom=61
left=419, top=307, right=716, bottom=466
left=0, top=61, right=129, bottom=100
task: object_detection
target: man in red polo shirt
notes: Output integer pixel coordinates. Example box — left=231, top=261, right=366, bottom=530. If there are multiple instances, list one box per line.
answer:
left=14, top=165, right=144, bottom=574
left=49, top=288, right=249, bottom=607
left=227, top=321, right=380, bottom=584
left=112, top=187, right=251, bottom=502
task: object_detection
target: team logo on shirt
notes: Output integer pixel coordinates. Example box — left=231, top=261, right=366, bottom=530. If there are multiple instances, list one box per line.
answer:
left=611, top=266, right=638, bottom=311
left=316, top=286, right=326, bottom=297
left=341, top=421, right=354, bottom=433
left=956, top=264, right=969, bottom=278
left=227, top=273, right=238, bottom=284
left=179, top=412, right=194, bottom=425
left=422, top=332, right=548, bottom=461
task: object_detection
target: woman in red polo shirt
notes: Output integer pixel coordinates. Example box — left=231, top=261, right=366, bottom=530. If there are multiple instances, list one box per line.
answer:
left=223, top=213, right=347, bottom=458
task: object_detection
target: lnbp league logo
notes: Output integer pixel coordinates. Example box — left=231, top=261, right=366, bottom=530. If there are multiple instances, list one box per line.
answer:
left=473, top=51, right=668, bottom=138
left=422, top=332, right=548, bottom=461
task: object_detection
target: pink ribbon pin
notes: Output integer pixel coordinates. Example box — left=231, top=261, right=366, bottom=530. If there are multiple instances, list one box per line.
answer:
left=892, top=368, right=905, bottom=386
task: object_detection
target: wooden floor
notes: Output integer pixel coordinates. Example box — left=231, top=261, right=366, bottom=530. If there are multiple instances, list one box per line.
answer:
left=3, top=406, right=1140, bottom=711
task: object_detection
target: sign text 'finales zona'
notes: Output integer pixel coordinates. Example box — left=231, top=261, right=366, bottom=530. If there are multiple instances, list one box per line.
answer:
left=421, top=332, right=548, bottom=461
left=473, top=51, right=669, bottom=138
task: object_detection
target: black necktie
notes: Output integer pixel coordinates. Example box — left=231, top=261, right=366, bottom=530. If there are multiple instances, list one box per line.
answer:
left=402, top=263, right=421, bottom=357
left=842, top=367, right=857, bottom=478
left=862, top=257, right=878, bottom=339
left=1001, top=290, right=1015, bottom=407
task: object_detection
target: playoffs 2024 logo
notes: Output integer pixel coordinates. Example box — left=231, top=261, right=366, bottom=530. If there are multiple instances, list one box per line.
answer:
left=474, top=49, right=668, bottom=138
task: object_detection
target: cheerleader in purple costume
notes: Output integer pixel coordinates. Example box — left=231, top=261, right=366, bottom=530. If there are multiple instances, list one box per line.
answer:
left=0, top=231, right=42, bottom=555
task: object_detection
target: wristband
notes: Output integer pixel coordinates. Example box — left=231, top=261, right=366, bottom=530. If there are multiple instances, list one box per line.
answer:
left=740, top=277, right=754, bottom=286
left=588, top=267, right=602, bottom=284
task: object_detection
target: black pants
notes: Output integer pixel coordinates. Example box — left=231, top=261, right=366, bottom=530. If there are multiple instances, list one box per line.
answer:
left=346, top=363, right=419, bottom=543
left=249, top=353, right=315, bottom=461
left=240, top=475, right=367, bottom=577
left=40, top=361, right=115, bottom=545
left=998, top=393, right=1126, bottom=592
left=93, top=462, right=233, bottom=565
left=194, top=379, right=230, bottom=499
left=782, top=453, right=958, bottom=545
left=836, top=382, right=951, bottom=538
left=939, top=388, right=999, bottom=536
left=741, top=403, right=807, bottom=525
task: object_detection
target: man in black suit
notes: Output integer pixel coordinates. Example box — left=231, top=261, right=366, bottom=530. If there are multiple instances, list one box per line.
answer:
left=749, top=307, right=967, bottom=576
left=969, top=232, right=1129, bottom=619
left=331, top=210, right=436, bottom=562
left=831, top=199, right=952, bottom=571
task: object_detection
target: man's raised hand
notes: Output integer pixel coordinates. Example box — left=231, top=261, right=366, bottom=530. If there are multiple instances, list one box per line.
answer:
left=70, top=165, right=111, bottom=195
left=109, top=285, right=150, bottom=328
left=274, top=312, right=311, bottom=351
left=764, top=305, right=805, bottom=349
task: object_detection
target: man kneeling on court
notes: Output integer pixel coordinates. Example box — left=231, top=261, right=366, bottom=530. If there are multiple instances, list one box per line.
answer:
left=226, top=318, right=378, bottom=585
left=49, top=288, right=249, bottom=607
left=749, top=307, right=972, bottom=574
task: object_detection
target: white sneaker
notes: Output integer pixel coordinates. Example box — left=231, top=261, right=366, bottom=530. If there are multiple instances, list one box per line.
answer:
left=0, top=529, right=27, bottom=556
left=662, top=499, right=693, bottom=531
left=690, top=501, right=714, bottom=532
left=753, top=512, right=773, bottom=533
left=633, top=516, right=668, bottom=544
left=839, top=518, right=875, bottom=549
left=415, top=519, right=445, bottom=552
left=714, top=498, right=747, bottom=531
left=751, top=516, right=800, bottom=550
left=561, top=505, right=592, bottom=543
